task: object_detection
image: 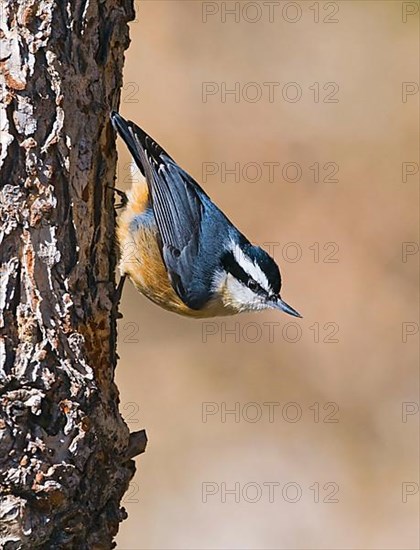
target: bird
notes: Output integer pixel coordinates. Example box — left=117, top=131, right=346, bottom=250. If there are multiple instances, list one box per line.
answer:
left=110, top=111, right=301, bottom=319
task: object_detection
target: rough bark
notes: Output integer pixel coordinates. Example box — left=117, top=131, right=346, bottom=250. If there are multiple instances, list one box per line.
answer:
left=0, top=1, right=145, bottom=548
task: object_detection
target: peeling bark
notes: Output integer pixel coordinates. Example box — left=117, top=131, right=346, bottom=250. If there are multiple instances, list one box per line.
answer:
left=0, top=1, right=144, bottom=548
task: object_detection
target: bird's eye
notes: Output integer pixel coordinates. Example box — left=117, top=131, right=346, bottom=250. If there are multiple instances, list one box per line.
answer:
left=247, top=279, right=259, bottom=292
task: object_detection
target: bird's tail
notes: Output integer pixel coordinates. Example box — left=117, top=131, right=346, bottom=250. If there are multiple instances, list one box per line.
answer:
left=110, top=111, right=172, bottom=179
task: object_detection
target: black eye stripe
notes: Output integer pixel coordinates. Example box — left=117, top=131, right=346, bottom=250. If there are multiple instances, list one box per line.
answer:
left=221, top=251, right=248, bottom=286
left=222, top=252, right=267, bottom=295
left=247, top=280, right=266, bottom=296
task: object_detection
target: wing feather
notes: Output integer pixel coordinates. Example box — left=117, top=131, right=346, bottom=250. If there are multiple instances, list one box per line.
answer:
left=111, top=112, right=210, bottom=309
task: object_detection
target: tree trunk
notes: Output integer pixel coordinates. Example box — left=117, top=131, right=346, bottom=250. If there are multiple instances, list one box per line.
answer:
left=0, top=1, right=145, bottom=548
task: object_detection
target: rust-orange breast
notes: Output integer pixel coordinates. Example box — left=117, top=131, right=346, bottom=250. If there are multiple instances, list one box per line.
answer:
left=116, top=181, right=192, bottom=315
left=116, top=177, right=230, bottom=318
left=117, top=177, right=203, bottom=317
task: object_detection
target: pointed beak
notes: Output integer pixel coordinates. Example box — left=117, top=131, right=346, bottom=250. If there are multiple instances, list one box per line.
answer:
left=271, top=297, right=302, bottom=318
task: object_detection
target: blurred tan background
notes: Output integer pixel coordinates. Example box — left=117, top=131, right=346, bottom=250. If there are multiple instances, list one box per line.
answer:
left=114, top=1, right=419, bottom=549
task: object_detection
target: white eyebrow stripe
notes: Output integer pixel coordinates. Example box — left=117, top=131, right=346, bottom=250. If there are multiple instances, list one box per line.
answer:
left=231, top=242, right=270, bottom=292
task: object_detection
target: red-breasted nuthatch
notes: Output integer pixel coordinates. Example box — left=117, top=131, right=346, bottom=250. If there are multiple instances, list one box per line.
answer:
left=111, top=112, right=301, bottom=319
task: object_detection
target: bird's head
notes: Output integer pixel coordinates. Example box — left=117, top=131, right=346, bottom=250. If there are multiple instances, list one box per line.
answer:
left=214, top=240, right=302, bottom=317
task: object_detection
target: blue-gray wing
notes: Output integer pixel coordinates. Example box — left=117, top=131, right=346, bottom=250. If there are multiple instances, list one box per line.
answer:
left=111, top=112, right=214, bottom=309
